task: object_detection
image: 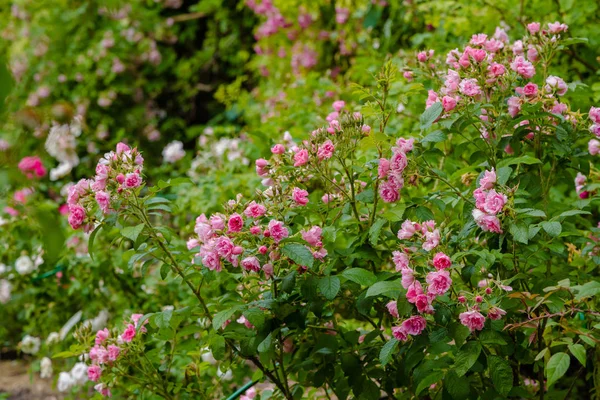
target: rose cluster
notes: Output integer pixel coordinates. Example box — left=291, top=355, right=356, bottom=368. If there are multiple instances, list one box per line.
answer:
left=387, top=220, right=450, bottom=341
left=83, top=313, right=149, bottom=397
left=457, top=278, right=510, bottom=332
left=378, top=138, right=414, bottom=203
left=472, top=169, right=507, bottom=234
left=67, top=142, right=144, bottom=231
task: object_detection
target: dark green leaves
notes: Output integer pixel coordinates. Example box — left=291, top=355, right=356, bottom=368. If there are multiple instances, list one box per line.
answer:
left=318, top=276, right=341, bottom=300
left=509, top=223, right=528, bottom=244
left=365, top=280, right=401, bottom=298
left=546, top=352, right=570, bottom=387
left=568, top=344, right=586, bottom=365
left=541, top=221, right=562, bottom=237
left=453, top=341, right=481, bottom=377
left=420, top=102, right=443, bottom=130
left=281, top=243, right=314, bottom=268
left=342, top=268, right=377, bottom=286
left=368, top=218, right=386, bottom=245
left=488, top=356, right=513, bottom=396
left=379, top=338, right=398, bottom=366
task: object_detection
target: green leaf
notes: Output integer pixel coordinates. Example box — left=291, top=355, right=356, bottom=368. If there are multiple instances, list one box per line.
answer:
left=365, top=280, right=401, bottom=298
left=420, top=102, right=443, bottom=130
left=356, top=188, right=374, bottom=203
left=258, top=332, right=273, bottom=353
left=210, top=335, right=226, bottom=360
left=368, top=218, right=386, bottom=246
left=121, top=223, right=145, bottom=242
left=515, top=208, right=546, bottom=218
left=160, top=263, right=170, bottom=280
left=541, top=221, right=562, bottom=237
left=88, top=224, right=102, bottom=261
left=496, top=167, right=512, bottom=186
left=509, top=223, right=528, bottom=244
left=243, top=308, right=266, bottom=329
left=488, top=356, right=513, bottom=396
left=453, top=341, right=481, bottom=377
left=421, top=130, right=446, bottom=144
left=479, top=330, right=507, bottom=345
left=154, top=309, right=173, bottom=329
left=318, top=276, right=341, bottom=300
left=557, top=210, right=590, bottom=218
left=445, top=370, right=470, bottom=399
left=281, top=243, right=314, bottom=268
left=379, top=338, right=398, bottom=366
left=415, top=206, right=434, bottom=221
left=546, top=352, right=570, bottom=387
left=213, top=307, right=239, bottom=330
left=574, top=281, right=600, bottom=301
left=497, top=155, right=542, bottom=168
left=568, top=344, right=586, bottom=366
left=342, top=268, right=377, bottom=286
left=415, top=371, right=444, bottom=395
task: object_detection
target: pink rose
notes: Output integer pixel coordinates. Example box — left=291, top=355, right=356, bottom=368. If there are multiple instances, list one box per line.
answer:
left=18, top=156, right=46, bottom=179
left=392, top=325, right=408, bottom=341
left=459, top=310, right=486, bottom=331
left=389, top=151, right=407, bottom=172
left=401, top=269, right=415, bottom=289
left=94, top=383, right=111, bottom=397
left=241, top=256, right=261, bottom=272
left=95, top=191, right=111, bottom=214
left=397, top=220, right=417, bottom=240
left=244, top=201, right=266, bottom=218
left=432, top=252, right=451, bottom=270
left=95, top=328, right=109, bottom=345
left=107, top=345, right=120, bottom=361
left=255, top=158, right=269, bottom=176
left=406, top=281, right=424, bottom=304
left=88, top=365, right=102, bottom=382
left=589, top=107, right=600, bottom=124
left=545, top=75, right=568, bottom=96
left=386, top=301, right=399, bottom=318
left=459, top=78, right=482, bottom=97
left=123, top=172, right=142, bottom=189
left=267, top=220, right=289, bottom=243
left=271, top=144, right=285, bottom=154
left=483, top=189, right=507, bottom=214
left=479, top=169, right=496, bottom=189
left=472, top=209, right=503, bottom=234
left=68, top=204, right=86, bottom=230
left=426, top=270, right=452, bottom=296
left=332, top=100, right=345, bottom=112
left=508, top=96, right=521, bottom=118
left=520, top=82, right=538, bottom=97
left=379, top=181, right=400, bottom=203
left=442, top=96, right=457, bottom=111
left=378, top=159, right=390, bottom=179
left=487, top=63, right=506, bottom=77
left=527, top=22, right=540, bottom=34
left=548, top=22, right=568, bottom=34
left=401, top=315, right=427, bottom=336
left=121, top=324, right=136, bottom=342
left=292, top=187, right=309, bottom=206
left=589, top=139, right=600, bottom=156
left=228, top=213, right=244, bottom=232
left=293, top=149, right=309, bottom=167
left=317, top=140, right=335, bottom=160
left=301, top=226, right=322, bottom=247
left=393, top=251, right=410, bottom=272
left=115, top=142, right=130, bottom=154
left=422, top=229, right=441, bottom=252
left=510, top=56, right=535, bottom=79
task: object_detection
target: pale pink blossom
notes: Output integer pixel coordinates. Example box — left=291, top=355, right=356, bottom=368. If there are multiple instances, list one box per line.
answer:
left=426, top=270, right=452, bottom=295
left=386, top=301, right=399, bottom=318
left=459, top=310, right=486, bottom=331
left=293, top=149, right=309, bottom=167
left=401, top=315, right=427, bottom=336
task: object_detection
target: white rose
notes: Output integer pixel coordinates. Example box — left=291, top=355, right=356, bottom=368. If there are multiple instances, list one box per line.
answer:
left=40, top=357, right=52, bottom=379
left=0, top=280, right=12, bottom=304
left=20, top=335, right=41, bottom=354
left=70, top=362, right=88, bottom=385
left=15, top=255, right=35, bottom=275
left=57, top=372, right=75, bottom=392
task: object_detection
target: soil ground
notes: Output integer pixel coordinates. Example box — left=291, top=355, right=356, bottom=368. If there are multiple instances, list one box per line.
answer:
left=0, top=360, right=61, bottom=400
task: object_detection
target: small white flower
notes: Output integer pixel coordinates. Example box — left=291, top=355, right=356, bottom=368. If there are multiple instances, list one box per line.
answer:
left=162, top=140, right=185, bottom=163
left=0, top=280, right=12, bottom=304
left=217, top=368, right=233, bottom=381
left=20, top=335, right=41, bottom=354
left=57, top=372, right=75, bottom=392
left=15, top=255, right=35, bottom=275
left=40, top=357, right=52, bottom=379
left=70, top=362, right=88, bottom=385
left=46, top=332, right=60, bottom=345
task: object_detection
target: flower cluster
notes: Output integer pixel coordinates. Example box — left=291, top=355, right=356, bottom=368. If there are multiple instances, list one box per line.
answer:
left=457, top=278, right=510, bottom=332
left=588, top=107, right=600, bottom=155
left=472, top=169, right=507, bottom=233
left=378, top=138, right=414, bottom=203
left=67, top=142, right=144, bottom=230
left=414, top=21, right=578, bottom=143
left=83, top=314, right=149, bottom=397
left=388, top=220, right=449, bottom=341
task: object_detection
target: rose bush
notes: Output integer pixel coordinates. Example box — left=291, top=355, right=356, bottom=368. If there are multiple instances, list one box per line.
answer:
left=1, top=1, right=600, bottom=400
